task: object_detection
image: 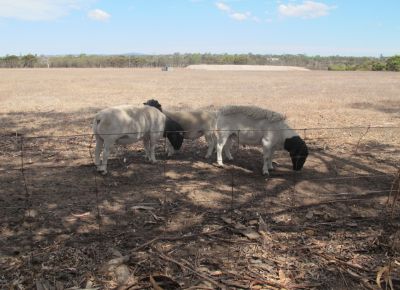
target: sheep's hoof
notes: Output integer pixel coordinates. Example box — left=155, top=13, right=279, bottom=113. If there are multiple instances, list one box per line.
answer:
left=262, top=171, right=270, bottom=177
left=268, top=162, right=279, bottom=171
left=226, top=156, right=234, bottom=161
left=217, top=162, right=224, bottom=168
left=97, top=168, right=107, bottom=175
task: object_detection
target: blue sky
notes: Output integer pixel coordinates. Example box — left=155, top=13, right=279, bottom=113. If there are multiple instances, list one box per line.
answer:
left=0, top=0, right=399, bottom=56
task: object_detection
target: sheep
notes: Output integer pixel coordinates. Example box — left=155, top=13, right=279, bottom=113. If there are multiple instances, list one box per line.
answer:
left=93, top=105, right=184, bottom=174
left=215, top=105, right=309, bottom=176
left=143, top=99, right=218, bottom=158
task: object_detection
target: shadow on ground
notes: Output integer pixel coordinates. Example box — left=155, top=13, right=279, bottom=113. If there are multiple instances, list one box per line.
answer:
left=0, top=109, right=399, bottom=289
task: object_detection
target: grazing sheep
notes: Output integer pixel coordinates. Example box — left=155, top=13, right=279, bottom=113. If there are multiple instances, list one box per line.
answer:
left=215, top=105, right=308, bottom=176
left=93, top=105, right=184, bottom=174
left=143, top=99, right=218, bottom=158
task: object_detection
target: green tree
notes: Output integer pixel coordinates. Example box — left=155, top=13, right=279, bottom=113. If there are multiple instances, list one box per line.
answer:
left=21, top=54, right=38, bottom=67
left=386, top=55, right=400, bottom=71
left=233, top=54, right=248, bottom=64
left=4, top=55, right=20, bottom=67
left=371, top=62, right=385, bottom=71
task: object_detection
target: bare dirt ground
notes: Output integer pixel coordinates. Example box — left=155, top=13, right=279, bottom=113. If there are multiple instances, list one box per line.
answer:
left=0, top=68, right=399, bottom=289
left=186, top=65, right=310, bottom=71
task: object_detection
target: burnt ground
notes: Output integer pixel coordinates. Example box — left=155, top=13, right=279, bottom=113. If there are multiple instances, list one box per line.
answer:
left=0, top=116, right=399, bottom=290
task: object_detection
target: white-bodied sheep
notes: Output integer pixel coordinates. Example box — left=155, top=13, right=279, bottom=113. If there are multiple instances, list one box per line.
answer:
left=215, top=105, right=308, bottom=176
left=93, top=105, right=184, bottom=174
left=143, top=99, right=218, bottom=158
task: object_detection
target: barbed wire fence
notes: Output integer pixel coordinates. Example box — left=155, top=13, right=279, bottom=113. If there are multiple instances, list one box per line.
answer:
left=4, top=124, right=400, bottom=215
left=1, top=125, right=399, bottom=288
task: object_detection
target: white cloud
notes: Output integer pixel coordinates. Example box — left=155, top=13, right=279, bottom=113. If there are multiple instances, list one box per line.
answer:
left=230, top=12, right=250, bottom=21
left=88, top=8, right=110, bottom=21
left=215, top=2, right=231, bottom=12
left=278, top=1, right=335, bottom=19
left=216, top=1, right=260, bottom=22
left=0, top=0, right=93, bottom=21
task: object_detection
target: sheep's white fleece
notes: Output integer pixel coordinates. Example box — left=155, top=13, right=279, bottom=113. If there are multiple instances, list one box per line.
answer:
left=93, top=105, right=166, bottom=174
left=94, top=105, right=165, bottom=139
left=218, top=105, right=286, bottom=122
left=163, top=110, right=217, bottom=158
left=215, top=105, right=297, bottom=175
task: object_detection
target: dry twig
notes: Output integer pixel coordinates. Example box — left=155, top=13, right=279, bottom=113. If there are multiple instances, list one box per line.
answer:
left=153, top=248, right=226, bottom=290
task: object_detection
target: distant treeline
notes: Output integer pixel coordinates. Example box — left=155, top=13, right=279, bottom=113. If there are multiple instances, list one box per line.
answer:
left=1, top=53, right=400, bottom=71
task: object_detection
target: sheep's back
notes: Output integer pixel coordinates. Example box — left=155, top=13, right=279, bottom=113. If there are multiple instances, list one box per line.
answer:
left=217, top=113, right=274, bottom=131
left=219, top=105, right=285, bottom=122
left=95, top=105, right=166, bottom=136
left=166, top=111, right=216, bottom=131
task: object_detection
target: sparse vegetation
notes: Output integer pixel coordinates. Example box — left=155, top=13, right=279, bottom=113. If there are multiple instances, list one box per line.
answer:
left=386, top=55, right=400, bottom=71
left=1, top=53, right=399, bottom=71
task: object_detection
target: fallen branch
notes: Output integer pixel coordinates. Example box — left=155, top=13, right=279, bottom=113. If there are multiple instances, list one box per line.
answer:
left=149, top=275, right=163, bottom=290
left=246, top=267, right=322, bottom=290
left=154, top=248, right=226, bottom=290
left=344, top=269, right=376, bottom=290
left=130, top=230, right=222, bottom=253
left=316, top=253, right=376, bottom=289
left=317, top=253, right=371, bottom=273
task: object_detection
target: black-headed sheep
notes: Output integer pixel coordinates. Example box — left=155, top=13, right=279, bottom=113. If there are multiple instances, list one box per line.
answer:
left=143, top=99, right=217, bottom=158
left=215, top=105, right=308, bottom=176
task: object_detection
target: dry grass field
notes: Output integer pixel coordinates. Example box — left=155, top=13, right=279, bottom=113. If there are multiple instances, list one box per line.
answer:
left=0, top=68, right=399, bottom=289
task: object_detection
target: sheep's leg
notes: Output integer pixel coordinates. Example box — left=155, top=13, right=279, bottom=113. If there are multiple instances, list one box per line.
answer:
left=267, top=150, right=277, bottom=171
left=262, top=138, right=273, bottom=176
left=167, top=140, right=175, bottom=157
left=204, top=133, right=215, bottom=159
left=149, top=133, right=158, bottom=163
left=143, top=136, right=151, bottom=161
left=216, top=134, right=228, bottom=166
left=224, top=136, right=234, bottom=160
left=150, top=143, right=157, bottom=163
left=99, top=140, right=112, bottom=175
left=94, top=135, right=103, bottom=171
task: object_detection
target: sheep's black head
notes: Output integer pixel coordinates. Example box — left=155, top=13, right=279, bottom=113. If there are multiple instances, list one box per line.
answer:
left=284, top=136, right=308, bottom=171
left=164, top=118, right=184, bottom=150
left=143, top=99, right=162, bottom=112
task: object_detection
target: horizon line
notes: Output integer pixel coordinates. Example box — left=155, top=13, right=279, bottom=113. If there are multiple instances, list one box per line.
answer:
left=0, top=52, right=396, bottom=58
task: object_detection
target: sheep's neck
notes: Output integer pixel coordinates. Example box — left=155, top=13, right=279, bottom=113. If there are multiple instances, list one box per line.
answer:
left=278, top=122, right=298, bottom=141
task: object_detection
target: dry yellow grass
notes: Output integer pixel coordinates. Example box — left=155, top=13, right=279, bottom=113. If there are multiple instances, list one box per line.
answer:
left=1, top=68, right=398, bottom=145
left=1, top=68, right=398, bottom=126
